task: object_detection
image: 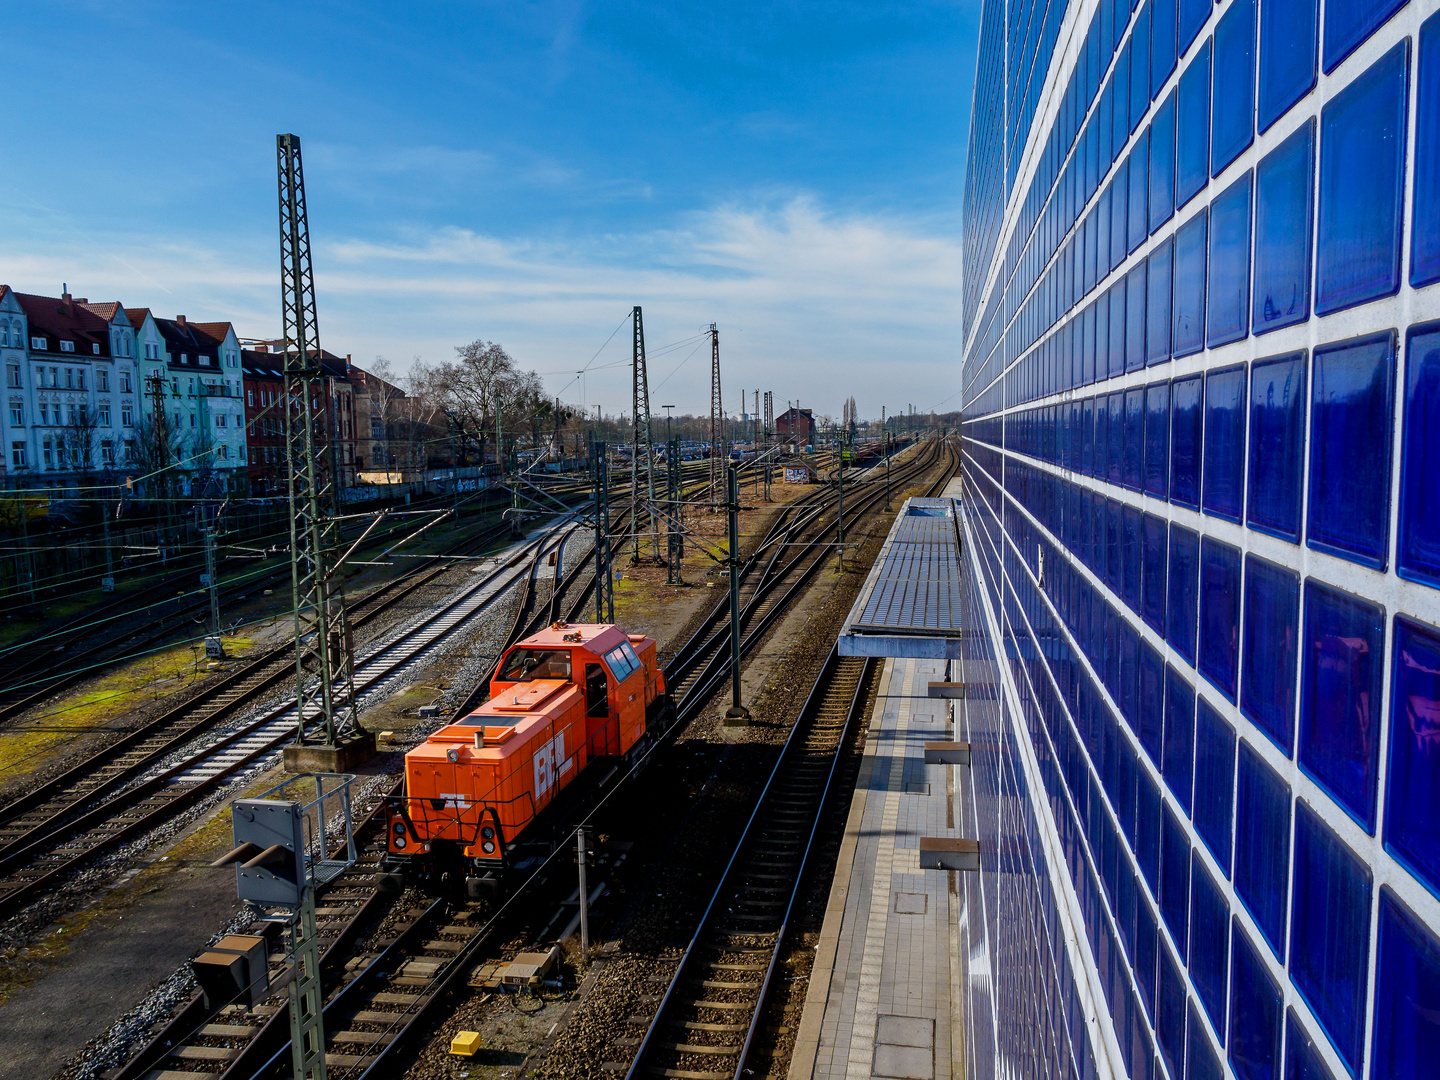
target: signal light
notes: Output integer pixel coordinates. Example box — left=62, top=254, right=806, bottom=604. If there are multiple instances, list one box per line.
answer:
left=446, top=748, right=460, bottom=763
left=481, top=841, right=495, bottom=854
left=392, top=821, right=406, bottom=836
left=394, top=836, right=407, bottom=850
left=480, top=826, right=495, bottom=840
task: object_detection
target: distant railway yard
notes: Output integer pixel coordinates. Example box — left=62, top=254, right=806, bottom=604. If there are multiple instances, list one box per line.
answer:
left=0, top=436, right=957, bottom=1080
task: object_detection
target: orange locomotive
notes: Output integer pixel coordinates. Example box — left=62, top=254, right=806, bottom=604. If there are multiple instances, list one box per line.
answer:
left=381, top=622, right=669, bottom=895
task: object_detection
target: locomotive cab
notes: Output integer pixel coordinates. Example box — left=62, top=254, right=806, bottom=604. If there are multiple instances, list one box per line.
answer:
left=382, top=623, right=668, bottom=891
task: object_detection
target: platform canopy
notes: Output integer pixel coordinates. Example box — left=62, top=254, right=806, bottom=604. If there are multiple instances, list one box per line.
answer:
left=838, top=497, right=965, bottom=658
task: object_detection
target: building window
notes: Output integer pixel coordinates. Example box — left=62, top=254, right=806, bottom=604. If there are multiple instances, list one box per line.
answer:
left=48, top=367, right=57, bottom=386
left=42, top=440, right=52, bottom=468
left=98, top=370, right=109, bottom=392
left=189, top=413, right=195, bottom=428
left=98, top=406, right=110, bottom=426
left=76, top=370, right=85, bottom=390
left=179, top=353, right=188, bottom=363
left=121, top=406, right=133, bottom=427
left=92, top=343, right=101, bottom=355
left=67, top=404, right=77, bottom=425
left=31, top=337, right=45, bottom=351
left=121, top=371, right=131, bottom=393
left=38, top=404, right=48, bottom=426
left=246, top=389, right=254, bottom=406
left=59, top=340, right=75, bottom=353
left=201, top=354, right=212, bottom=366
left=216, top=413, right=226, bottom=428
left=101, top=440, right=114, bottom=464
left=10, top=442, right=24, bottom=467
left=6, top=365, right=18, bottom=389
left=218, top=443, right=229, bottom=460
left=9, top=405, right=22, bottom=426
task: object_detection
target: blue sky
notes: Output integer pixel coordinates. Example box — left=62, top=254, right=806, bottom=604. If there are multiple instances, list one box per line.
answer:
left=0, top=2, right=978, bottom=420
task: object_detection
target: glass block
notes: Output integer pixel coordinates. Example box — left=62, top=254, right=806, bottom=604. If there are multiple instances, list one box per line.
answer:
left=1173, top=210, right=1208, bottom=358
left=1148, top=239, right=1174, bottom=365
left=1110, top=280, right=1128, bottom=377
left=1206, top=171, right=1252, bottom=347
left=1399, top=323, right=1440, bottom=587
left=1117, top=39, right=1134, bottom=153
left=1229, top=920, right=1283, bottom=1080
left=1112, top=177, right=1130, bottom=275
left=1178, top=40, right=1212, bottom=208
left=1247, top=351, right=1307, bottom=542
left=1128, top=264, right=1149, bottom=373
left=1189, top=1001, right=1223, bottom=1080
left=1152, top=0, right=1178, bottom=94
left=1240, top=555, right=1300, bottom=752
left=1203, top=363, right=1247, bottom=521
left=1161, top=799, right=1192, bottom=954
left=1384, top=615, right=1440, bottom=898
left=1290, top=802, right=1372, bottom=1074
left=1299, top=579, right=1385, bottom=830
left=1372, top=888, right=1440, bottom=1080
left=1133, top=1, right=1153, bottom=131
left=1151, top=90, right=1178, bottom=234
left=1323, top=0, right=1408, bottom=72
left=1139, top=758, right=1163, bottom=879
left=1234, top=741, right=1291, bottom=957
left=1413, top=15, right=1440, bottom=286
left=1178, top=0, right=1209, bottom=56
left=1145, top=381, right=1171, bottom=497
left=1253, top=120, right=1314, bottom=335
left=1258, top=0, right=1318, bottom=132
left=1130, top=137, right=1150, bottom=254
left=1168, top=524, right=1201, bottom=662
left=1199, top=537, right=1241, bottom=702
left=1164, top=664, right=1197, bottom=810
left=1307, top=331, right=1396, bottom=570
left=1143, top=514, right=1169, bottom=633
left=1189, top=853, right=1230, bottom=1037
left=1193, top=696, right=1237, bottom=870
left=1316, top=41, right=1410, bottom=315
left=1124, top=507, right=1144, bottom=611
left=1125, top=388, right=1146, bottom=493
left=1211, top=0, right=1256, bottom=176
left=1158, top=943, right=1188, bottom=1077
left=1140, top=636, right=1166, bottom=754
left=1099, top=184, right=1114, bottom=279
left=1109, top=391, right=1126, bottom=484
left=1285, top=1013, right=1338, bottom=1080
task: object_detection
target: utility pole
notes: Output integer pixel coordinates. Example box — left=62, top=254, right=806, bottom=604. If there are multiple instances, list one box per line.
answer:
left=723, top=464, right=749, bottom=725
left=593, top=441, right=613, bottom=623
left=275, top=133, right=367, bottom=763
left=100, top=502, right=115, bottom=592
left=836, top=451, right=845, bottom=572
left=576, top=826, right=590, bottom=951
left=446, top=411, right=460, bottom=521
left=709, top=324, right=723, bottom=509
left=667, top=436, right=683, bottom=583
left=630, top=307, right=657, bottom=561
left=763, top=391, right=773, bottom=502
left=883, top=406, right=891, bottom=510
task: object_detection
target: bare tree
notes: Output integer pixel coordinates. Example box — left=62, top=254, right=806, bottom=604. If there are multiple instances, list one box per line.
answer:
left=63, top=405, right=99, bottom=476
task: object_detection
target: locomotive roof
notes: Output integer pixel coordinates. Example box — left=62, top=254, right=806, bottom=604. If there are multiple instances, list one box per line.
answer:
left=511, top=623, right=641, bottom=652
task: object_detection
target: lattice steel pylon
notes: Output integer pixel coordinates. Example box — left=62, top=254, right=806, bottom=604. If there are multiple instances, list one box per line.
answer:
left=277, top=133, right=358, bottom=748
left=709, top=323, right=723, bottom=506
left=630, top=306, right=657, bottom=561
left=763, top=391, right=773, bottom=447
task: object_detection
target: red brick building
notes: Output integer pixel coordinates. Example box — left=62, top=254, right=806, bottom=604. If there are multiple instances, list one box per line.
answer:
left=241, top=347, right=356, bottom=495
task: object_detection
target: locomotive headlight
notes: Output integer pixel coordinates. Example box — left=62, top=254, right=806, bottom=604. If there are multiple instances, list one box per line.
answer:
left=481, top=840, right=496, bottom=854
left=393, top=836, right=407, bottom=850
left=480, top=826, right=495, bottom=840
left=446, top=747, right=461, bottom=763
left=392, top=820, right=406, bottom=835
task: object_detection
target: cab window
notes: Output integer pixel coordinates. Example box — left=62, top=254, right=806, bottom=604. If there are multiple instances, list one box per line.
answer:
left=604, top=645, right=640, bottom=682
left=498, top=648, right=571, bottom=682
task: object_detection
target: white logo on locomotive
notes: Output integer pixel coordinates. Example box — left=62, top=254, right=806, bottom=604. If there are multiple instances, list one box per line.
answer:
left=534, top=731, right=569, bottom=797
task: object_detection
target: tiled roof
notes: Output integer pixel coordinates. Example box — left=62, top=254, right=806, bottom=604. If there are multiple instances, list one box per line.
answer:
left=78, top=301, right=125, bottom=322
left=191, top=321, right=235, bottom=342
left=14, top=291, right=112, bottom=354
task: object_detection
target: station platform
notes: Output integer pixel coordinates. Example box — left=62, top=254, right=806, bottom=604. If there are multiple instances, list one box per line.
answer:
left=789, top=656, right=965, bottom=1080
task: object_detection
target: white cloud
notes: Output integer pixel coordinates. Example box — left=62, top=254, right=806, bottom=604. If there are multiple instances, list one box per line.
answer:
left=1, top=196, right=964, bottom=418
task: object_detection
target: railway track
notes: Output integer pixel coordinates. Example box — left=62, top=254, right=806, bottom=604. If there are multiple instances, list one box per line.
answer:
left=99, top=438, right=955, bottom=1080
left=618, top=647, right=879, bottom=1080
left=0, top=489, right=523, bottom=725
left=0, top=521, right=581, bottom=920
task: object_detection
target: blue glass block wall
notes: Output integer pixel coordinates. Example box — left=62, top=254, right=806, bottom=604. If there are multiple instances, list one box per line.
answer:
left=957, top=0, right=1440, bottom=1076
